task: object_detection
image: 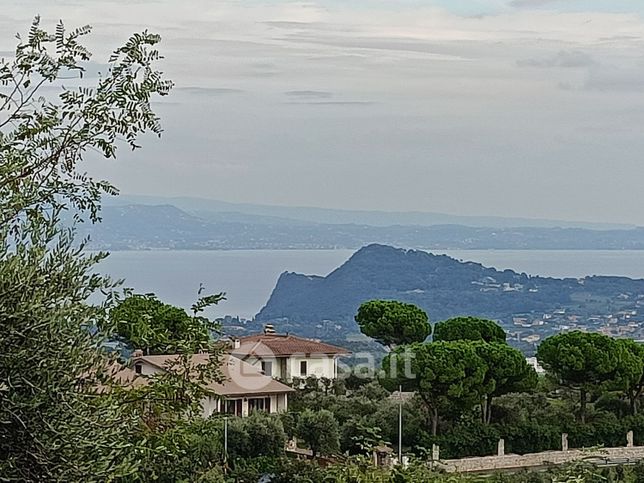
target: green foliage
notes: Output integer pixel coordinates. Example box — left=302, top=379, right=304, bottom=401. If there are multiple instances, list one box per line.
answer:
left=296, top=408, right=341, bottom=456
left=227, top=456, right=327, bottom=483
left=138, top=417, right=225, bottom=482
left=564, top=411, right=627, bottom=448
left=537, top=331, right=635, bottom=422
left=353, top=380, right=390, bottom=401
left=341, top=417, right=387, bottom=455
left=107, top=292, right=223, bottom=354
left=0, top=18, right=172, bottom=481
left=552, top=463, right=641, bottom=483
left=490, top=391, right=575, bottom=428
left=615, top=338, right=644, bottom=415
left=0, top=221, right=142, bottom=480
left=595, top=392, right=632, bottom=418
left=417, top=317, right=534, bottom=425
left=538, top=331, right=622, bottom=390
left=503, top=420, right=562, bottom=454
left=418, top=417, right=501, bottom=459
left=222, top=456, right=644, bottom=483
left=321, top=455, right=394, bottom=482
left=371, top=397, right=428, bottom=452
left=227, top=412, right=287, bottom=459
left=287, top=375, right=425, bottom=454
left=279, top=411, right=298, bottom=439
left=289, top=378, right=385, bottom=426
left=355, top=299, right=431, bottom=348
left=222, top=325, right=644, bottom=480
left=473, top=341, right=538, bottom=423
left=0, top=17, right=172, bottom=226
left=382, top=341, right=486, bottom=435
left=112, top=294, right=226, bottom=434
left=433, top=316, right=506, bottom=344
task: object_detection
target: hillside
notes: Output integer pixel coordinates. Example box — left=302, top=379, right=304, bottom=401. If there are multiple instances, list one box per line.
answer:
left=253, top=245, right=644, bottom=353
left=83, top=204, right=644, bottom=250
left=112, top=195, right=634, bottom=230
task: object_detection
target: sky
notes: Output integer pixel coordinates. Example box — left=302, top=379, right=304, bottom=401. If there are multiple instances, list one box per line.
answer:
left=2, top=0, right=644, bottom=224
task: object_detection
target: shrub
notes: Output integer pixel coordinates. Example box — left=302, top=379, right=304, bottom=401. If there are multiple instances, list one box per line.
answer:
left=623, top=414, right=644, bottom=446
left=228, top=412, right=287, bottom=459
left=595, top=393, right=631, bottom=419
left=503, top=421, right=561, bottom=454
left=295, top=409, right=341, bottom=457
left=565, top=412, right=627, bottom=449
left=228, top=457, right=326, bottom=483
left=419, top=420, right=500, bottom=459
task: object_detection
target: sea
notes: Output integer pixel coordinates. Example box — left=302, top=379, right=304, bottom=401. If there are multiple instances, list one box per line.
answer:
left=96, top=249, right=644, bottom=320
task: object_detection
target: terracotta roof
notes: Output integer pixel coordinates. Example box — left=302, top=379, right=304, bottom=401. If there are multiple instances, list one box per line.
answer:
left=109, top=366, right=147, bottom=388
left=136, top=353, right=294, bottom=397
left=232, top=333, right=350, bottom=358
left=90, top=362, right=148, bottom=393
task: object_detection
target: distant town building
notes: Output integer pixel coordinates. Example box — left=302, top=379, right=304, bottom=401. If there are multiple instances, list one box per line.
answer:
left=526, top=357, right=545, bottom=374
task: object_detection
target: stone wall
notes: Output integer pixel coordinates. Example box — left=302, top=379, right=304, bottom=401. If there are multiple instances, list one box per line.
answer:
left=435, top=436, right=644, bottom=473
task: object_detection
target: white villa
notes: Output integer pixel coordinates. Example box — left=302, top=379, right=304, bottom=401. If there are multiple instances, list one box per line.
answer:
left=230, top=331, right=350, bottom=382
left=126, top=352, right=294, bottom=417
left=107, top=331, right=350, bottom=418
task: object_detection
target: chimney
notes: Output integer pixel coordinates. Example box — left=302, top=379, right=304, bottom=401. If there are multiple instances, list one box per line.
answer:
left=232, top=337, right=241, bottom=349
left=264, top=324, right=276, bottom=335
left=132, top=349, right=144, bottom=359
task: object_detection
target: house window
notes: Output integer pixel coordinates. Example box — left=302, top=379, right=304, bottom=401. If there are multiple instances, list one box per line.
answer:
left=300, top=361, right=307, bottom=376
left=261, top=361, right=273, bottom=377
left=134, top=363, right=142, bottom=374
left=225, top=399, right=243, bottom=416
left=248, top=397, right=271, bottom=413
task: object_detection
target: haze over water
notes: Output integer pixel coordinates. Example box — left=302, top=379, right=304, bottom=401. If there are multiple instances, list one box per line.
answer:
left=97, top=249, right=644, bottom=319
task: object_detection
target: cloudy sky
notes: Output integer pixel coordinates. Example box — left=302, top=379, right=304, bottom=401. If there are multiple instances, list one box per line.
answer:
left=2, top=0, right=644, bottom=224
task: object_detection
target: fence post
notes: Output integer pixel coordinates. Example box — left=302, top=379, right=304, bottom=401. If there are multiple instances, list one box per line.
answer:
left=497, top=439, right=505, bottom=457
left=562, top=433, right=568, bottom=452
left=432, top=444, right=440, bottom=462
left=627, top=430, right=634, bottom=448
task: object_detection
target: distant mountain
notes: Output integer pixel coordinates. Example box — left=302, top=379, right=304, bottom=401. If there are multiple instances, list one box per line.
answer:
left=253, top=245, right=644, bottom=352
left=83, top=204, right=309, bottom=250
left=109, top=195, right=635, bottom=230
left=84, top=204, right=644, bottom=250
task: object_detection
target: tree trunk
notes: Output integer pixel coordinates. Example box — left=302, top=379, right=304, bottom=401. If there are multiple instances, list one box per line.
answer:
left=481, top=396, right=487, bottom=424
left=579, top=388, right=587, bottom=424
left=632, top=386, right=644, bottom=416
left=431, top=407, right=439, bottom=437
left=486, top=397, right=493, bottom=425
left=628, top=389, right=640, bottom=416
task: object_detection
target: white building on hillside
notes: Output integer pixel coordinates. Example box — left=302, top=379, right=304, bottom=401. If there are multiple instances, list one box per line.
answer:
left=230, top=331, right=350, bottom=382
left=127, top=352, right=294, bottom=417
